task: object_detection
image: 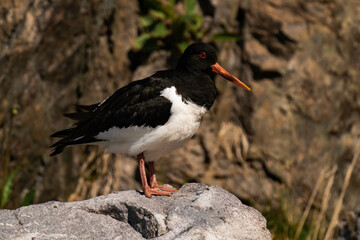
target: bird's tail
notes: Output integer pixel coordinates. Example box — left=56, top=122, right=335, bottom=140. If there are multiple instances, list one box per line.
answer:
left=50, top=129, right=100, bottom=156
left=50, top=104, right=101, bottom=156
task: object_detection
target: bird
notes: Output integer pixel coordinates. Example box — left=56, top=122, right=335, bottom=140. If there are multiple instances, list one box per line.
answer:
left=50, top=43, right=251, bottom=198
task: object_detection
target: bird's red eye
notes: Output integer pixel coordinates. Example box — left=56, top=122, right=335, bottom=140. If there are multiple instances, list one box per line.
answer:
left=199, top=52, right=207, bottom=58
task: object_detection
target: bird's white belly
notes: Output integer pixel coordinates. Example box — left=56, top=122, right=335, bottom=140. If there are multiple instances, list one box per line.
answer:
left=96, top=87, right=207, bottom=161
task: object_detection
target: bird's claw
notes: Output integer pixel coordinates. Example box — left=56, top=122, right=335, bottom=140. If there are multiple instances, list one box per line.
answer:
left=143, top=186, right=173, bottom=198
left=151, top=184, right=178, bottom=193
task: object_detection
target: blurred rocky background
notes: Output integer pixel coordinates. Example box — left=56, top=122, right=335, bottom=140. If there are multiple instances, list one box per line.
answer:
left=0, top=0, right=359, bottom=239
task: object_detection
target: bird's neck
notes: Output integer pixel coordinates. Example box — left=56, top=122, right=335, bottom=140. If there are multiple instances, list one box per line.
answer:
left=173, top=68, right=218, bottom=110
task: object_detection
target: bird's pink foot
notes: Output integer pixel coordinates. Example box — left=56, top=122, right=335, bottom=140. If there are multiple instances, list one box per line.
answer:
left=143, top=186, right=173, bottom=198
left=151, top=184, right=178, bottom=193
left=148, top=161, right=178, bottom=193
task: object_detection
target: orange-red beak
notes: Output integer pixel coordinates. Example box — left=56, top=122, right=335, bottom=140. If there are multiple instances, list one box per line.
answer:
left=211, top=62, right=251, bottom=91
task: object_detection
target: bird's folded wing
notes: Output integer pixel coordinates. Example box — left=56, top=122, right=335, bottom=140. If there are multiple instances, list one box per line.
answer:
left=65, top=78, right=173, bottom=138
left=93, top=96, right=173, bottom=134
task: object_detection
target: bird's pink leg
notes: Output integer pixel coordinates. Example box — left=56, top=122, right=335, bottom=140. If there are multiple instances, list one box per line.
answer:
left=149, top=161, right=178, bottom=193
left=137, top=153, right=172, bottom=198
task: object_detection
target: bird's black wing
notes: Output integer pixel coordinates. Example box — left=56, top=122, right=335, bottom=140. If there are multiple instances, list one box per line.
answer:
left=50, top=72, right=175, bottom=156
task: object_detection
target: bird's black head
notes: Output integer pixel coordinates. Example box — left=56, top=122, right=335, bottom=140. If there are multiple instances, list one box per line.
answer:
left=176, top=43, right=217, bottom=71
left=176, top=43, right=251, bottom=91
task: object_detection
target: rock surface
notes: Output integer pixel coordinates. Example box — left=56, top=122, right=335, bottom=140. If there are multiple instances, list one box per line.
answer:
left=0, top=184, right=271, bottom=240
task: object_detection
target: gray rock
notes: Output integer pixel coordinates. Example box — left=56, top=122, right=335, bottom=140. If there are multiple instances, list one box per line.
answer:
left=0, top=183, right=271, bottom=240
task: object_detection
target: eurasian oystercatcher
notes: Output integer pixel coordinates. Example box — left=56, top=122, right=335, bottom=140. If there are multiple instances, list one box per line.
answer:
left=50, top=43, right=251, bottom=198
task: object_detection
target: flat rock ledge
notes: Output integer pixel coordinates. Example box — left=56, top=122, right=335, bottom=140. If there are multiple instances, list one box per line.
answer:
left=0, top=183, right=271, bottom=240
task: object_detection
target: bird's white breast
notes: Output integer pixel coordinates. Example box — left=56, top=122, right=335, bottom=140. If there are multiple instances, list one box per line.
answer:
left=96, top=86, right=207, bottom=161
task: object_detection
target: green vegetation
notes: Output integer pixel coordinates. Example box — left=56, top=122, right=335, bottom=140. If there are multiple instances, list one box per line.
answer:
left=259, top=163, right=347, bottom=240
left=1, top=169, right=18, bottom=208
left=1, top=105, right=35, bottom=209
left=136, top=0, right=204, bottom=52
left=262, top=186, right=316, bottom=240
left=0, top=169, right=35, bottom=208
left=136, top=0, right=238, bottom=53
left=22, top=189, right=36, bottom=207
